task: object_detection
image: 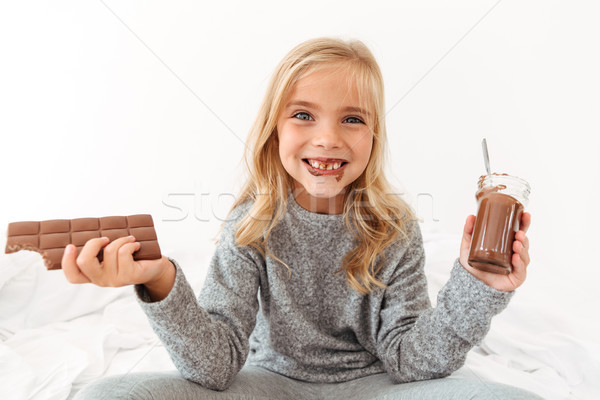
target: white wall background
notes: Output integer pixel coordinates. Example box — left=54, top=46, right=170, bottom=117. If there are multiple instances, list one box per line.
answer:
left=1, top=1, right=598, bottom=340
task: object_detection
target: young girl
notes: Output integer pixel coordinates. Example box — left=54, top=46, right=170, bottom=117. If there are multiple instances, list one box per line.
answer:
left=65, top=37, right=540, bottom=399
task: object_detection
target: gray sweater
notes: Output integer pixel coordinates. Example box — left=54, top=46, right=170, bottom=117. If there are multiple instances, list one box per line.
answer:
left=135, top=194, right=514, bottom=391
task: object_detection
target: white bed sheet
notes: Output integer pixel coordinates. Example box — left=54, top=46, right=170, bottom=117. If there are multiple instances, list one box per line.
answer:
left=0, top=229, right=598, bottom=400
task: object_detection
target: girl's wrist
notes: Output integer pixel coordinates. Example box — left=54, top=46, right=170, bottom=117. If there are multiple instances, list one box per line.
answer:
left=144, top=257, right=176, bottom=302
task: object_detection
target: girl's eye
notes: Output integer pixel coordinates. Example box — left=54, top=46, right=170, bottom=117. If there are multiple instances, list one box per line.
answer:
left=344, top=116, right=364, bottom=124
left=292, top=112, right=364, bottom=124
left=292, top=112, right=313, bottom=121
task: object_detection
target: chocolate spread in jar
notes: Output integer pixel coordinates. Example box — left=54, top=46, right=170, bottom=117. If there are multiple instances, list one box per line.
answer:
left=468, top=174, right=525, bottom=275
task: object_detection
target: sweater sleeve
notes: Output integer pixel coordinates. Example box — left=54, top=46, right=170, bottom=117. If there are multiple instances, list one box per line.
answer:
left=376, top=222, right=514, bottom=382
left=133, top=210, right=263, bottom=391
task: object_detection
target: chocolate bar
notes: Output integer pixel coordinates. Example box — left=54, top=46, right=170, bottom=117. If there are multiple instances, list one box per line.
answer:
left=4, top=214, right=161, bottom=270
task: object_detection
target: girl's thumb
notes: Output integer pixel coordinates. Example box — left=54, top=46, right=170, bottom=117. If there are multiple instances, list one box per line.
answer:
left=464, top=215, right=476, bottom=236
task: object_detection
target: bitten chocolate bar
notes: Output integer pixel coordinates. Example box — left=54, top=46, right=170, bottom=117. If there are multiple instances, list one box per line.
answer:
left=4, top=214, right=161, bottom=270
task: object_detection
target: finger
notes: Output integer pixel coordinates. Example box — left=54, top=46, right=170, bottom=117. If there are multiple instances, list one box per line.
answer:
left=520, top=212, right=532, bottom=234
left=511, top=251, right=527, bottom=281
left=116, top=241, right=142, bottom=283
left=461, top=215, right=476, bottom=246
left=76, top=237, right=110, bottom=283
left=77, top=237, right=109, bottom=267
left=513, top=239, right=530, bottom=265
left=102, top=235, right=137, bottom=281
left=464, top=215, right=476, bottom=235
left=521, top=243, right=530, bottom=266
left=460, top=216, right=477, bottom=264
left=513, top=240, right=521, bottom=253
left=515, top=232, right=529, bottom=250
left=62, top=244, right=91, bottom=284
left=513, top=245, right=529, bottom=270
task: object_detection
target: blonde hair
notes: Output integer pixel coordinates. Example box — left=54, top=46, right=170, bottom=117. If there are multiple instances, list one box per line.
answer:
left=220, top=37, right=417, bottom=294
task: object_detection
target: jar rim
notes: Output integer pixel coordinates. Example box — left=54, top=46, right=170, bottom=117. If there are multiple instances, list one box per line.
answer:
left=477, top=173, right=531, bottom=197
left=478, top=173, right=530, bottom=186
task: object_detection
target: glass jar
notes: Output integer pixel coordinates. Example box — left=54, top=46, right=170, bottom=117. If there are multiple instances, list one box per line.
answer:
left=468, top=173, right=531, bottom=274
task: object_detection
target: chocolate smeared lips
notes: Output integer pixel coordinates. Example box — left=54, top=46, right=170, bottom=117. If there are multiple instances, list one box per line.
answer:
left=301, top=157, right=348, bottom=182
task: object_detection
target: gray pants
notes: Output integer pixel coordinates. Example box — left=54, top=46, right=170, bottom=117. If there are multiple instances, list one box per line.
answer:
left=73, top=366, right=542, bottom=400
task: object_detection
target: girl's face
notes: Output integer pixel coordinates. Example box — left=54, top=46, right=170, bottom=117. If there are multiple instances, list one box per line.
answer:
left=276, top=65, right=374, bottom=214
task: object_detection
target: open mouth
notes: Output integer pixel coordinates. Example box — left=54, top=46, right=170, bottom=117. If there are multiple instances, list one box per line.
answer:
left=302, top=159, right=348, bottom=171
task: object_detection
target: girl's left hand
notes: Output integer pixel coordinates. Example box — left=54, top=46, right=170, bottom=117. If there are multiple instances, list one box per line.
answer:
left=458, top=212, right=532, bottom=292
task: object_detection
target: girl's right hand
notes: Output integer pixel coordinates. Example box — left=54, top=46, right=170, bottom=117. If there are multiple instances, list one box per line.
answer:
left=62, top=235, right=171, bottom=289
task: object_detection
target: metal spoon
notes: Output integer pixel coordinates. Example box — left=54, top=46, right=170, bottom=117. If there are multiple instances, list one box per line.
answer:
left=481, top=138, right=491, bottom=175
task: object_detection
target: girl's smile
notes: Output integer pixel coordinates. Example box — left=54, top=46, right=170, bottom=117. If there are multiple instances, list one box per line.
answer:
left=276, top=64, right=374, bottom=214
left=302, top=158, right=348, bottom=180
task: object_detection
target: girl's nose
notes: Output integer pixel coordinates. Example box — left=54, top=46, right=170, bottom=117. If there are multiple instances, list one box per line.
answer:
left=312, top=123, right=343, bottom=149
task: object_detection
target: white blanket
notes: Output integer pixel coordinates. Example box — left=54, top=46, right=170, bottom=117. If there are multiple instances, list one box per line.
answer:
left=1, top=230, right=598, bottom=400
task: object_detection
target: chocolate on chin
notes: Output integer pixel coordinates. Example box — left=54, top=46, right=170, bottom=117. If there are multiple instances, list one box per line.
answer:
left=4, top=214, right=161, bottom=270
